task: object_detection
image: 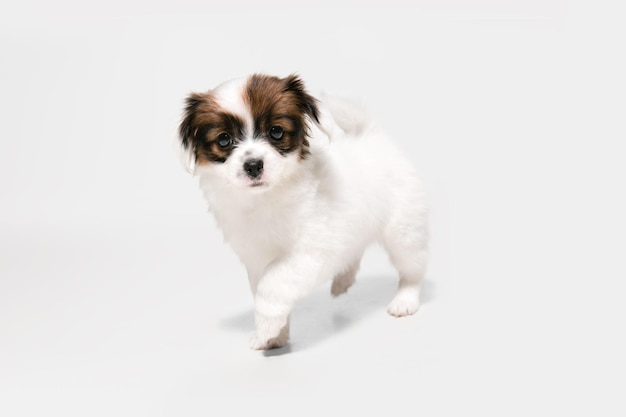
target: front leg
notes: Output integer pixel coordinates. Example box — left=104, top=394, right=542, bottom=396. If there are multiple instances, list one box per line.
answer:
left=249, top=253, right=321, bottom=350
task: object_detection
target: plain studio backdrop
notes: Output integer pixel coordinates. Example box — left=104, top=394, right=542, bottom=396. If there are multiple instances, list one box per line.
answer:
left=1, top=0, right=624, bottom=415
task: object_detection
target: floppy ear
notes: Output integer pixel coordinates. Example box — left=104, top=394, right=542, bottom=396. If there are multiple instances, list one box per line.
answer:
left=178, top=93, right=204, bottom=172
left=179, top=93, right=205, bottom=152
left=283, top=74, right=320, bottom=125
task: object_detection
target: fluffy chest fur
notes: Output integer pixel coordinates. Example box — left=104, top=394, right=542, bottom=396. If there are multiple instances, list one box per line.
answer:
left=212, top=189, right=306, bottom=266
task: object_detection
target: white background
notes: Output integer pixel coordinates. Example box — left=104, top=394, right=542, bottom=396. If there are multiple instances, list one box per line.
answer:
left=1, top=1, right=625, bottom=415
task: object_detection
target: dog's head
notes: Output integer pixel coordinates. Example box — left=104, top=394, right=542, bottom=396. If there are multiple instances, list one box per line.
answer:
left=179, top=74, right=320, bottom=192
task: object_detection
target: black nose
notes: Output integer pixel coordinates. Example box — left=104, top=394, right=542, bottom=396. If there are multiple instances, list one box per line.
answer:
left=243, top=159, right=264, bottom=179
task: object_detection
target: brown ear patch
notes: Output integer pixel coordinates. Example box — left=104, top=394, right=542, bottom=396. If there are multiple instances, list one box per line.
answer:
left=179, top=92, right=246, bottom=165
left=244, top=74, right=319, bottom=159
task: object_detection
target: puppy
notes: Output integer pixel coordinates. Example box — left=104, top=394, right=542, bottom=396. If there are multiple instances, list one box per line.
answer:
left=179, top=74, right=428, bottom=350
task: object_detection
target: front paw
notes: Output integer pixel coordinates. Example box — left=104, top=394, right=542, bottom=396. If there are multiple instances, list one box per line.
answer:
left=249, top=315, right=289, bottom=350
left=249, top=331, right=288, bottom=350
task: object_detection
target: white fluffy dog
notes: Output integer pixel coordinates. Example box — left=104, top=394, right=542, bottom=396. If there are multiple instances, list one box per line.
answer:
left=179, top=74, right=428, bottom=350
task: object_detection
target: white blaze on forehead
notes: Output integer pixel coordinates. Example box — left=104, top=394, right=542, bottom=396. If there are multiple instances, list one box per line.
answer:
left=212, top=76, right=254, bottom=136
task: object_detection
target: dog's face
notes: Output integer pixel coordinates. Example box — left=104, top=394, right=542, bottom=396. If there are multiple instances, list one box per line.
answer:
left=179, top=74, right=319, bottom=192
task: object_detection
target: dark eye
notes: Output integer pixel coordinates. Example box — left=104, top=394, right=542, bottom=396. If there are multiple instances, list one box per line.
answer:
left=217, top=133, right=232, bottom=148
left=269, top=126, right=284, bottom=140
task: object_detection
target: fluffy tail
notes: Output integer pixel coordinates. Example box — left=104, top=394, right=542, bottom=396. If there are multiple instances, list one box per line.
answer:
left=316, top=92, right=373, bottom=139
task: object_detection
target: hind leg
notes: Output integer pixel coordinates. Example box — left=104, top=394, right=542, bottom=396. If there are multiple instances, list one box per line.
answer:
left=331, top=256, right=362, bottom=297
left=387, top=278, right=423, bottom=317
left=382, top=211, right=428, bottom=317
